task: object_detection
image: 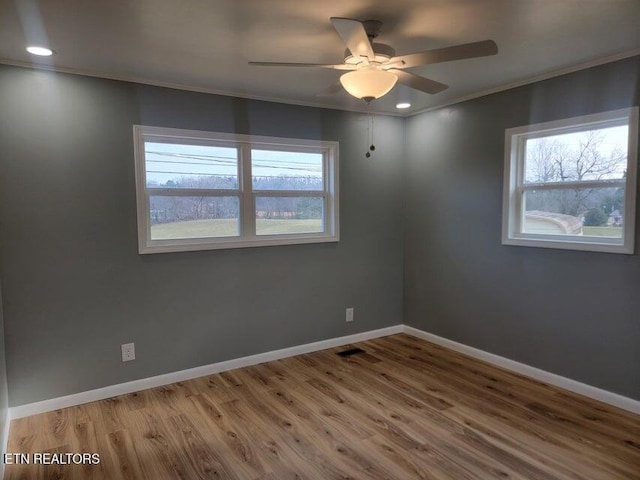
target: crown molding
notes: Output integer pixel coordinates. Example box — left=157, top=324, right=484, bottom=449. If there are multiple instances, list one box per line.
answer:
left=408, top=48, right=640, bottom=117
left=1, top=48, right=638, bottom=118
left=0, top=58, right=403, bottom=118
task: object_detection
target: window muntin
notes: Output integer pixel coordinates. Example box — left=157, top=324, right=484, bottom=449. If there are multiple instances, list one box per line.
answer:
left=502, top=108, right=638, bottom=254
left=134, top=127, right=339, bottom=253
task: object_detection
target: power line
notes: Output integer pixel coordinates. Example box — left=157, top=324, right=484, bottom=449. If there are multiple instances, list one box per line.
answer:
left=147, top=150, right=323, bottom=169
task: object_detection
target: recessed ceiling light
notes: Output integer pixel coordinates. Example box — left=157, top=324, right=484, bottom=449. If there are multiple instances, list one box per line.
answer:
left=396, top=102, right=411, bottom=109
left=26, top=46, right=54, bottom=56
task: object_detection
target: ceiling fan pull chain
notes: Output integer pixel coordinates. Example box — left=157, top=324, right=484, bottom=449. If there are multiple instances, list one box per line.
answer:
left=365, top=103, right=375, bottom=156
left=365, top=103, right=369, bottom=157
left=370, top=111, right=375, bottom=153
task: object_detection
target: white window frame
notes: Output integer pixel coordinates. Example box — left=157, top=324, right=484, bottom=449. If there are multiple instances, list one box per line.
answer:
left=134, top=126, right=339, bottom=254
left=502, top=107, right=638, bottom=254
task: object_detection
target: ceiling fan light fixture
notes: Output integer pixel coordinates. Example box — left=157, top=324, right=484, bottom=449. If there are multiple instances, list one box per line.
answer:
left=339, top=69, right=397, bottom=100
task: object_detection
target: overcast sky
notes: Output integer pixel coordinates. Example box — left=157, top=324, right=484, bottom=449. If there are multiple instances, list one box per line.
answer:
left=144, top=142, right=323, bottom=186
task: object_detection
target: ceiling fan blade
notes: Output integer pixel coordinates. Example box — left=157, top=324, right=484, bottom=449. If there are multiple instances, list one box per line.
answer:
left=249, top=61, right=355, bottom=70
left=317, top=82, right=343, bottom=96
left=390, top=69, right=449, bottom=94
left=390, top=40, right=498, bottom=68
left=330, top=17, right=375, bottom=60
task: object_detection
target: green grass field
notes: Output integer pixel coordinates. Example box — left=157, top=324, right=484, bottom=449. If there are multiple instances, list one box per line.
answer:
left=152, top=220, right=621, bottom=240
left=582, top=226, right=623, bottom=237
left=151, top=218, right=323, bottom=239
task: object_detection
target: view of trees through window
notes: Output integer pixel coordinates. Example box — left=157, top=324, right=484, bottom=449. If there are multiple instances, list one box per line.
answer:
left=144, top=142, right=325, bottom=239
left=523, top=126, right=628, bottom=238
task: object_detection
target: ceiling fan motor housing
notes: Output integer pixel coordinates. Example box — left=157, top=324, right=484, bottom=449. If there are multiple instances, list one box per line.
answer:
left=344, top=43, right=396, bottom=65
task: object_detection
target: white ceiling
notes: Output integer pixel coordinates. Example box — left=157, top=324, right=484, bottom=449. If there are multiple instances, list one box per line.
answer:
left=1, top=0, right=639, bottom=115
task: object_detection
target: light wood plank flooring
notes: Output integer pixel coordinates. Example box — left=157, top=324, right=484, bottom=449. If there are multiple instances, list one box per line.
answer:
left=5, top=334, right=640, bottom=479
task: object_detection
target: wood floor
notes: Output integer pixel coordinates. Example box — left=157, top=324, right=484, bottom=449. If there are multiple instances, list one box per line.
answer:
left=5, top=334, right=640, bottom=479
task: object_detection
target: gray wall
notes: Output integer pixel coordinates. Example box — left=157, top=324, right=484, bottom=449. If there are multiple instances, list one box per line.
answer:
left=404, top=56, right=640, bottom=400
left=0, top=282, right=8, bottom=445
left=3, top=56, right=638, bottom=408
left=0, top=65, right=404, bottom=406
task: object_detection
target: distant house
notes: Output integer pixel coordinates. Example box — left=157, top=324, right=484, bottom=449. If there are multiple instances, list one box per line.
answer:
left=256, top=210, right=296, bottom=219
left=524, top=211, right=583, bottom=235
left=607, top=209, right=623, bottom=227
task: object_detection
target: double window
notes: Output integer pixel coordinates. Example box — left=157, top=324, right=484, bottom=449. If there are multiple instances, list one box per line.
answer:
left=134, top=126, right=339, bottom=253
left=502, top=107, right=638, bottom=254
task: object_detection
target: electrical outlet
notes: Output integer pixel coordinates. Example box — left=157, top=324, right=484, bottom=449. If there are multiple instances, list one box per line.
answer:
left=346, top=307, right=354, bottom=322
left=121, top=342, right=135, bottom=362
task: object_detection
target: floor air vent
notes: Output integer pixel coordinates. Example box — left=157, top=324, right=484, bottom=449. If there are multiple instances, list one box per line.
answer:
left=336, top=347, right=366, bottom=357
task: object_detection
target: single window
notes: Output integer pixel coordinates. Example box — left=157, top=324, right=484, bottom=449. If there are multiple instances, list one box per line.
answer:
left=134, top=126, right=339, bottom=253
left=502, top=107, right=638, bottom=254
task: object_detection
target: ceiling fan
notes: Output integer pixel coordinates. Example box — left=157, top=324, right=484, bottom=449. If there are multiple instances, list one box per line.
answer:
left=249, top=17, right=498, bottom=103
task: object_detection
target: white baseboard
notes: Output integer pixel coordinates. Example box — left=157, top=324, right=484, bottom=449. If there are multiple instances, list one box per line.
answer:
left=9, top=325, right=403, bottom=419
left=402, top=326, right=640, bottom=415
left=8, top=323, right=640, bottom=420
